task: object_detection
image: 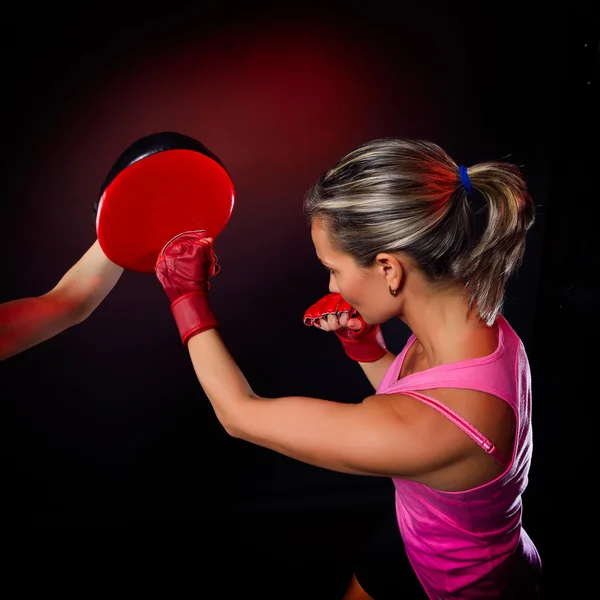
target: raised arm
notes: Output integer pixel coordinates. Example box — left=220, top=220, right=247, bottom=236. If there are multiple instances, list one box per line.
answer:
left=185, top=327, right=466, bottom=477
left=154, top=232, right=473, bottom=480
left=0, top=239, right=124, bottom=360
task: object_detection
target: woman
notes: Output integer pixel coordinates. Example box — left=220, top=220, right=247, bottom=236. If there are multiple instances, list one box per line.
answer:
left=154, top=138, right=542, bottom=598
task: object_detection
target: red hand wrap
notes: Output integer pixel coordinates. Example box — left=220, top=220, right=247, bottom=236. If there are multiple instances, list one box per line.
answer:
left=170, top=292, right=219, bottom=345
left=303, top=293, right=387, bottom=363
left=155, top=230, right=220, bottom=345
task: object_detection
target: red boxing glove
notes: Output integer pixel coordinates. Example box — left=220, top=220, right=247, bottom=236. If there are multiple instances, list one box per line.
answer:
left=303, top=293, right=387, bottom=363
left=155, top=230, right=221, bottom=345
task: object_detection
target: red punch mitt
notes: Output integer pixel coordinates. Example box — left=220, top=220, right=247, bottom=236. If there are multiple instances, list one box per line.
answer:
left=303, top=293, right=386, bottom=362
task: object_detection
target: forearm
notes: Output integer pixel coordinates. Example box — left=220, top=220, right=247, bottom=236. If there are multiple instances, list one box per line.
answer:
left=357, top=351, right=397, bottom=390
left=187, top=328, right=257, bottom=434
left=51, top=240, right=124, bottom=319
left=0, top=240, right=123, bottom=360
left=0, top=295, right=81, bottom=360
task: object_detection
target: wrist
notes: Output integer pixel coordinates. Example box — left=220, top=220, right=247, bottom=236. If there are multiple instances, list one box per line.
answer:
left=336, top=326, right=387, bottom=362
left=171, top=292, right=218, bottom=345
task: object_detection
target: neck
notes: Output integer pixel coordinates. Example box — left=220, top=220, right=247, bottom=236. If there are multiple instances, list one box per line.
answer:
left=400, top=287, right=497, bottom=367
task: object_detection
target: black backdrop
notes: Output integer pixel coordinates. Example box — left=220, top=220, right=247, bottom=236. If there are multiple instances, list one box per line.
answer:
left=1, top=1, right=597, bottom=597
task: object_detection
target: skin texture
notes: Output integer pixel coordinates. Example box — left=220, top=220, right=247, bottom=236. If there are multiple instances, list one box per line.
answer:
left=0, top=240, right=124, bottom=360
left=169, top=226, right=514, bottom=488
left=159, top=225, right=518, bottom=599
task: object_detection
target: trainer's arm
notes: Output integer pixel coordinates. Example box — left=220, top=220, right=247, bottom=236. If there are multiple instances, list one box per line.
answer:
left=0, top=240, right=124, bottom=360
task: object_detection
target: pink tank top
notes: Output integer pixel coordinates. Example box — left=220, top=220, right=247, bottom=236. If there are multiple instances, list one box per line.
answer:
left=377, top=315, right=541, bottom=598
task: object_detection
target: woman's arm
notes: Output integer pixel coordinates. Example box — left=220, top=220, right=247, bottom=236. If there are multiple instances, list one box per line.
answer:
left=155, top=232, right=470, bottom=480
left=356, top=352, right=397, bottom=390
left=186, top=327, right=466, bottom=478
left=303, top=293, right=397, bottom=391
left=0, top=240, right=124, bottom=360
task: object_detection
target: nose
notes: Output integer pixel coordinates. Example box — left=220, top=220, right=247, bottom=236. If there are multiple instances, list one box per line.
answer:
left=328, top=273, right=339, bottom=294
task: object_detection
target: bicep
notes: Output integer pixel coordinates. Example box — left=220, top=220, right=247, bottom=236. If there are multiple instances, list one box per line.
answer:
left=231, top=393, right=465, bottom=478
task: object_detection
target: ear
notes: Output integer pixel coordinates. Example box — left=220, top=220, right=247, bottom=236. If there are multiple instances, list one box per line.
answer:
left=375, top=253, right=404, bottom=291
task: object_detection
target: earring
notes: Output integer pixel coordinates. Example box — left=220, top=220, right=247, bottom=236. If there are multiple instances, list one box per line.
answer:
left=389, top=285, right=398, bottom=297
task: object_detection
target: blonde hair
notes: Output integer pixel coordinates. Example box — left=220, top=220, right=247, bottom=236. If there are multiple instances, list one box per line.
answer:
left=303, top=138, right=535, bottom=325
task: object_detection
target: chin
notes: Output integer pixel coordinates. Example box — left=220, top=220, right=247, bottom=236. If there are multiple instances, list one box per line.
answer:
left=363, top=313, right=388, bottom=326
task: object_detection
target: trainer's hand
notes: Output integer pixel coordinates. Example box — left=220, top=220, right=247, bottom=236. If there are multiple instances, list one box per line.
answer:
left=303, top=293, right=387, bottom=363
left=155, top=230, right=220, bottom=345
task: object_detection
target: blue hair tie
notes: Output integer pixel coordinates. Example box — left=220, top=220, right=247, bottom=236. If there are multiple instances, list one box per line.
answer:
left=459, top=165, right=472, bottom=194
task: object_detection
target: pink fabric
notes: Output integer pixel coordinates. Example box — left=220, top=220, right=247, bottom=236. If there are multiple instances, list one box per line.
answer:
left=377, top=315, right=541, bottom=598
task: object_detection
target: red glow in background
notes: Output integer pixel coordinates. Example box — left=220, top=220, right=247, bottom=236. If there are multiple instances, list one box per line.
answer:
left=1, top=7, right=561, bottom=555
left=7, top=16, right=446, bottom=288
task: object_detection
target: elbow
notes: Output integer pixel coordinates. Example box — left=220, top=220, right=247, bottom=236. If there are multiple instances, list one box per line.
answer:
left=221, top=415, right=245, bottom=439
left=72, top=309, right=89, bottom=325
left=223, top=424, right=242, bottom=439
left=210, top=393, right=262, bottom=441
left=44, top=289, right=92, bottom=326
left=67, top=292, right=104, bottom=324
left=69, top=304, right=93, bottom=326
left=214, top=407, right=247, bottom=440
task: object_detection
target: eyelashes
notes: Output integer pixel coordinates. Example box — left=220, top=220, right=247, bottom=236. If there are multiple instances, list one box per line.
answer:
left=319, top=262, right=336, bottom=275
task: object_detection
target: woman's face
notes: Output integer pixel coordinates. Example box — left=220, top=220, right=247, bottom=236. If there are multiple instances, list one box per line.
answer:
left=311, top=220, right=390, bottom=324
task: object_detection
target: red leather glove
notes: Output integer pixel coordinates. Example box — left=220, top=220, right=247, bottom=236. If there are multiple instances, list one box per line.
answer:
left=303, top=293, right=387, bottom=363
left=155, top=230, right=220, bottom=345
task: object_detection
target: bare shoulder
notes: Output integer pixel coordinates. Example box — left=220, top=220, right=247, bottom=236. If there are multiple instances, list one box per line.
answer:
left=390, top=387, right=516, bottom=490
left=360, top=392, right=485, bottom=476
left=431, top=387, right=516, bottom=459
left=367, top=388, right=515, bottom=489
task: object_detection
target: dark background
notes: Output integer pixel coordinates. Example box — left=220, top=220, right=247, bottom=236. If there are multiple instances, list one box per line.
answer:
left=1, top=1, right=597, bottom=597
